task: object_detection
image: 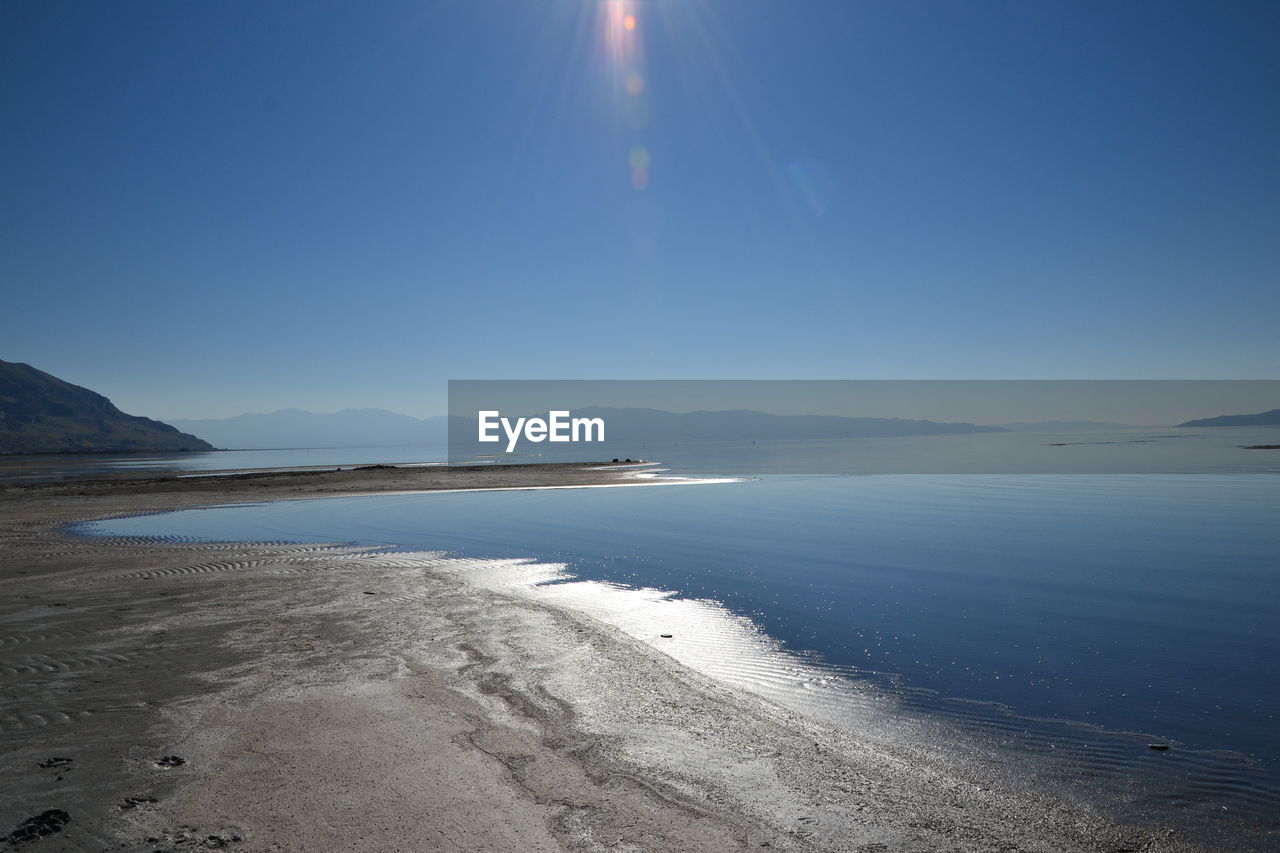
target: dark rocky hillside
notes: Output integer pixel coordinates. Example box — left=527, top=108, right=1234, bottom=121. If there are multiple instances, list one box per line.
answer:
left=0, top=360, right=213, bottom=453
left=1176, top=408, right=1280, bottom=427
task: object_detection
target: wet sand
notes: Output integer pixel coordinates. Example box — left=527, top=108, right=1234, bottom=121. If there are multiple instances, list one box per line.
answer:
left=0, top=463, right=1219, bottom=851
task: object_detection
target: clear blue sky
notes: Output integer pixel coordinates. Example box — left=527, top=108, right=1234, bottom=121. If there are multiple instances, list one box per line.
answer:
left=3, top=0, right=1278, bottom=419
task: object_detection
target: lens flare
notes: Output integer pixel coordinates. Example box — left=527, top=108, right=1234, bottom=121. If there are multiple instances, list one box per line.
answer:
left=601, top=1, right=642, bottom=67
left=597, top=5, right=654, bottom=205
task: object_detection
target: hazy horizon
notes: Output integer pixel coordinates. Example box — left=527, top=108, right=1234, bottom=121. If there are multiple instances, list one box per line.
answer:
left=168, top=386, right=1280, bottom=430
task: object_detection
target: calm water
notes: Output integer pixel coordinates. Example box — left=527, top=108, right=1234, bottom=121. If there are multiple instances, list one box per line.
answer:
left=81, top=473, right=1280, bottom=833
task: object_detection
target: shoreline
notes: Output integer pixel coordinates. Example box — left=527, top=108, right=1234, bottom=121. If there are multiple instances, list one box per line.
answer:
left=0, top=463, right=1237, bottom=851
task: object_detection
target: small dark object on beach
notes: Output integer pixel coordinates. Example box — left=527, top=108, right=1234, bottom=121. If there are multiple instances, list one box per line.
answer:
left=612, top=458, right=619, bottom=462
left=155, top=755, right=186, bottom=768
left=1242, top=445, right=1280, bottom=450
left=660, top=633, right=673, bottom=638
left=362, top=591, right=376, bottom=595
left=625, top=458, right=633, bottom=463
left=1148, top=743, right=1170, bottom=751
left=1047, top=442, right=1068, bottom=446
left=5, top=809, right=71, bottom=844
left=38, top=757, right=72, bottom=769
left=119, top=796, right=157, bottom=810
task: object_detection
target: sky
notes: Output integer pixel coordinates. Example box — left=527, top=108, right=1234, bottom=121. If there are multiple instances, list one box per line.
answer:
left=3, top=0, right=1278, bottom=420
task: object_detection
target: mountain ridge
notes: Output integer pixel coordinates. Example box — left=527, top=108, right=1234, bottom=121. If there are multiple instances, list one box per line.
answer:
left=0, top=360, right=214, bottom=454
left=1175, top=408, right=1280, bottom=428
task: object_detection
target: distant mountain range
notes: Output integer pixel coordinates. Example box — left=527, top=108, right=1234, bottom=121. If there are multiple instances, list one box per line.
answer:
left=26, top=363, right=1264, bottom=457
left=183, top=405, right=1278, bottom=449
left=169, top=408, right=449, bottom=449
left=173, top=406, right=1016, bottom=452
left=1175, top=408, right=1280, bottom=428
left=0, top=360, right=213, bottom=454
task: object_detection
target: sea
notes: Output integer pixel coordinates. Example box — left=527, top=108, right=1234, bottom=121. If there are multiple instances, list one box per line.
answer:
left=64, top=426, right=1280, bottom=843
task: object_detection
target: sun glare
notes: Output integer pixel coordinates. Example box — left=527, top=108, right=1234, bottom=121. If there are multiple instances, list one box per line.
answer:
left=602, top=1, right=642, bottom=65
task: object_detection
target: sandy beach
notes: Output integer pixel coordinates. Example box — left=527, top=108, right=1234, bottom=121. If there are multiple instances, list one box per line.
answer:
left=0, top=463, right=1221, bottom=852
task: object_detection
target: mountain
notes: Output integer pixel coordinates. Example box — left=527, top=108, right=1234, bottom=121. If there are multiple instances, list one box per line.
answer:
left=1175, top=408, right=1280, bottom=428
left=169, top=409, right=449, bottom=449
left=450, top=406, right=1007, bottom=445
left=0, top=360, right=213, bottom=454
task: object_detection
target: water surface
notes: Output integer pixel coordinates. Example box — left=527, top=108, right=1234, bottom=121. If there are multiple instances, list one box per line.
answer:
left=82, top=473, right=1280, bottom=836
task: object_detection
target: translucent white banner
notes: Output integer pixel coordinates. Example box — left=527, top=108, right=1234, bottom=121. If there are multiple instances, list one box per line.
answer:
left=448, top=380, right=1280, bottom=474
